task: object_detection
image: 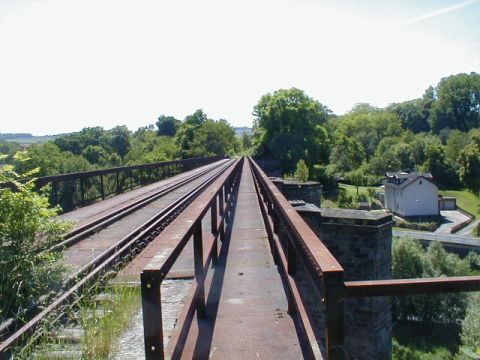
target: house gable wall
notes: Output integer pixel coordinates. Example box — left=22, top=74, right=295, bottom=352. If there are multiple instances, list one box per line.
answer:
left=385, top=177, right=438, bottom=217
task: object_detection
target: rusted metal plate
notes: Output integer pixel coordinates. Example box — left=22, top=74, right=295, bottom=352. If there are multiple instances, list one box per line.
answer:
left=168, top=160, right=305, bottom=359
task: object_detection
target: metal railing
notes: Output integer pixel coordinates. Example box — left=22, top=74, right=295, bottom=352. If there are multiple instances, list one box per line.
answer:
left=1, top=156, right=225, bottom=212
left=248, top=157, right=480, bottom=360
left=249, top=157, right=345, bottom=359
left=140, top=158, right=243, bottom=360
left=393, top=229, right=480, bottom=248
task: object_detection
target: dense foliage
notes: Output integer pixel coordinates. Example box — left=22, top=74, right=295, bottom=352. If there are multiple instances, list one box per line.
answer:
left=3, top=110, right=239, bottom=180
left=392, top=238, right=478, bottom=323
left=253, top=88, right=331, bottom=173
left=252, top=72, right=480, bottom=194
left=0, top=154, right=72, bottom=321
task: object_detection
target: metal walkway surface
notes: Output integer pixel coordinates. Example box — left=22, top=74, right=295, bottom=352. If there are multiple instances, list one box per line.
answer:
left=175, top=160, right=305, bottom=359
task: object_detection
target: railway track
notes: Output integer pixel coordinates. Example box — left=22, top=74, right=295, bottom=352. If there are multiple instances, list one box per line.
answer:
left=0, top=158, right=236, bottom=359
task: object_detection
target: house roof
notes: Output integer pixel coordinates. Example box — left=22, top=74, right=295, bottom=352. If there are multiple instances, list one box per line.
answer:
left=384, top=172, right=436, bottom=190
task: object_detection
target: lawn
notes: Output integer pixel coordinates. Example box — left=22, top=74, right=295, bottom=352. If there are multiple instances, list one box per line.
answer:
left=339, top=183, right=374, bottom=198
left=439, top=189, right=480, bottom=219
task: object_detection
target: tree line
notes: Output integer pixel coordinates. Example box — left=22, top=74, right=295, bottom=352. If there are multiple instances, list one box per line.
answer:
left=0, top=109, right=240, bottom=178
left=252, top=72, right=480, bottom=194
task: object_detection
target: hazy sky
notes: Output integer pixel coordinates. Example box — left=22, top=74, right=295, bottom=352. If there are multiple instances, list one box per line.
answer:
left=0, top=0, right=479, bottom=135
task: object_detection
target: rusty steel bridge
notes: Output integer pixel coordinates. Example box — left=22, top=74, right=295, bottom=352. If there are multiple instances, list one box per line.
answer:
left=0, top=156, right=479, bottom=360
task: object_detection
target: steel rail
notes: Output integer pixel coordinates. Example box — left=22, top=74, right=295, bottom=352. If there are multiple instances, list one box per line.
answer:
left=0, top=159, right=234, bottom=359
left=51, top=159, right=230, bottom=251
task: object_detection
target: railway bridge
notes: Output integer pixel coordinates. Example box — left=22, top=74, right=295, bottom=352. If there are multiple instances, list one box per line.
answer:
left=0, top=156, right=479, bottom=360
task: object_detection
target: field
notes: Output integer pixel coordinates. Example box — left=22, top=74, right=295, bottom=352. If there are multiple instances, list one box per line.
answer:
left=440, top=189, right=480, bottom=219
left=4, top=135, right=60, bottom=145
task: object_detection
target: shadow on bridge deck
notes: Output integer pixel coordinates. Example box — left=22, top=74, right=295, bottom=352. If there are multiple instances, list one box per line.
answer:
left=173, top=161, right=308, bottom=359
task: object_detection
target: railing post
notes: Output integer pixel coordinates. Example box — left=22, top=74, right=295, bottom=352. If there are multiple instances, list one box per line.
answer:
left=116, top=172, right=120, bottom=194
left=286, top=237, right=297, bottom=315
left=80, top=178, right=85, bottom=207
left=211, top=198, right=218, bottom=265
left=100, top=175, right=105, bottom=200
left=51, top=181, right=59, bottom=207
left=272, top=210, right=279, bottom=234
left=141, top=271, right=164, bottom=360
left=219, top=188, right=225, bottom=242
left=193, top=220, right=206, bottom=318
left=324, top=272, right=345, bottom=360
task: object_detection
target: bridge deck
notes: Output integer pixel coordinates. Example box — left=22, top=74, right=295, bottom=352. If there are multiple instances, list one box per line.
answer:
left=173, top=161, right=306, bottom=359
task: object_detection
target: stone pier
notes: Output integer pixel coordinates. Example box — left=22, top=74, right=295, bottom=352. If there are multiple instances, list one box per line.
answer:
left=295, top=205, right=393, bottom=360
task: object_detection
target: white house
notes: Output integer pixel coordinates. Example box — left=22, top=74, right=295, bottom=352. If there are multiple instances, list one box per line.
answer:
left=384, top=172, right=439, bottom=217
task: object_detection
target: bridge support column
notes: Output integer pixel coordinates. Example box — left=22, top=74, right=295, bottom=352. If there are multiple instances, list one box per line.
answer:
left=298, top=208, right=393, bottom=360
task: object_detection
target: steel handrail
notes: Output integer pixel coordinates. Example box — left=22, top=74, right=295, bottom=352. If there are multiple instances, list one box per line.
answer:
left=140, top=158, right=243, bottom=360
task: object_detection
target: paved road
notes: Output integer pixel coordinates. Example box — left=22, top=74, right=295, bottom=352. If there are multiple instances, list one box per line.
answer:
left=393, top=229, right=480, bottom=249
left=435, top=210, right=470, bottom=234
left=456, top=219, right=479, bottom=236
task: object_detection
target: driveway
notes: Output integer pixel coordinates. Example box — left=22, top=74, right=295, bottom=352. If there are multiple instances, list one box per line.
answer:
left=435, top=210, right=471, bottom=234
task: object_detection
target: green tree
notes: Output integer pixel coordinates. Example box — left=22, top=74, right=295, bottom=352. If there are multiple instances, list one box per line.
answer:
left=191, top=119, right=237, bottom=156
left=0, top=153, right=72, bottom=321
left=445, top=130, right=469, bottom=164
left=108, top=125, right=131, bottom=159
left=392, top=238, right=470, bottom=323
left=294, top=159, right=309, bottom=182
left=175, top=109, right=208, bottom=158
left=14, top=142, right=92, bottom=177
left=328, top=135, right=366, bottom=175
left=156, top=115, right=180, bottom=137
left=460, top=294, right=480, bottom=353
left=81, top=145, right=109, bottom=165
left=388, top=96, right=431, bottom=134
left=332, top=105, right=402, bottom=158
left=458, top=136, right=480, bottom=194
left=429, top=72, right=480, bottom=133
left=252, top=88, right=331, bottom=172
left=54, top=127, right=106, bottom=155
left=241, top=131, right=252, bottom=151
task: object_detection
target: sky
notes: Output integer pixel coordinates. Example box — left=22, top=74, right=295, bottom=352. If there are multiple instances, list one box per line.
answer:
left=0, top=0, right=479, bottom=135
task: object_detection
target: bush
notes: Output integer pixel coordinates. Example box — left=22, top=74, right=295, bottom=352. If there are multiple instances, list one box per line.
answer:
left=294, top=159, right=309, bottom=182
left=396, top=221, right=439, bottom=232
left=392, top=238, right=471, bottom=322
left=460, top=294, right=480, bottom=354
left=337, top=188, right=355, bottom=209
left=0, top=153, right=72, bottom=321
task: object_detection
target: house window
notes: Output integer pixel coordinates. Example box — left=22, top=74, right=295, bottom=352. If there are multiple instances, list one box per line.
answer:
left=419, top=181, right=422, bottom=185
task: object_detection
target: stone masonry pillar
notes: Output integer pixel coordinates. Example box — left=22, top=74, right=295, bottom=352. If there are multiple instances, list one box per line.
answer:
left=297, top=207, right=393, bottom=360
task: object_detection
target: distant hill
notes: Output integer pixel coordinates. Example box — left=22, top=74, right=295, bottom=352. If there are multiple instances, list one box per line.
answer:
left=0, top=133, right=33, bottom=140
left=0, top=133, right=63, bottom=145
left=233, top=127, right=252, bottom=137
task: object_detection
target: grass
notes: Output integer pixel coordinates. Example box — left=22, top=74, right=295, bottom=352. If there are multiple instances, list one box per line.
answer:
left=339, top=183, right=372, bottom=198
left=393, top=320, right=461, bottom=359
left=439, top=190, right=480, bottom=219
left=15, top=285, right=141, bottom=360
left=81, top=285, right=140, bottom=359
